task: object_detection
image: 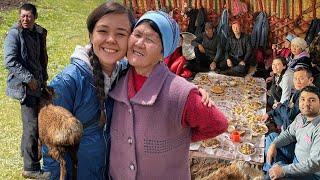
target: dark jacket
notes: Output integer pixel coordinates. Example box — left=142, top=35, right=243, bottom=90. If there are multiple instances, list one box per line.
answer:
left=3, top=23, right=48, bottom=102
left=194, top=7, right=206, bottom=37
left=216, top=9, right=229, bottom=49
left=191, top=32, right=222, bottom=62
left=305, top=18, right=320, bottom=45
left=186, top=8, right=198, bottom=34
left=225, top=33, right=252, bottom=64
left=268, top=90, right=301, bottom=130
left=251, top=12, right=269, bottom=49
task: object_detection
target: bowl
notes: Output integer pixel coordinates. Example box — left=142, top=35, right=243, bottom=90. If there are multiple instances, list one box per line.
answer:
left=238, top=142, right=256, bottom=156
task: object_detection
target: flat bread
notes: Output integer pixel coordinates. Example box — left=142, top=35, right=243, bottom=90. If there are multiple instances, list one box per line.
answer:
left=211, top=85, right=225, bottom=94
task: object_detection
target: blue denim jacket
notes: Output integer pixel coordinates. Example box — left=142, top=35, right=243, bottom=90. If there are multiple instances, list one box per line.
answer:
left=3, top=23, right=48, bottom=102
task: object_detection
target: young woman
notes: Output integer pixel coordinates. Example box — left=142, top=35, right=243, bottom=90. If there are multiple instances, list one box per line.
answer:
left=268, top=57, right=294, bottom=109
left=42, top=2, right=135, bottom=179
left=108, top=11, right=228, bottom=179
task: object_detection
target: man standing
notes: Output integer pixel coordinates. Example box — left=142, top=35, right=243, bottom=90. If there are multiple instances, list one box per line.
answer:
left=220, top=20, right=253, bottom=77
left=265, top=86, right=320, bottom=179
left=3, top=3, right=50, bottom=179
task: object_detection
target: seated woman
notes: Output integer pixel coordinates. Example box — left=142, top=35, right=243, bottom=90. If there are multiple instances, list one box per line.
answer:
left=287, top=37, right=312, bottom=71
left=267, top=57, right=294, bottom=109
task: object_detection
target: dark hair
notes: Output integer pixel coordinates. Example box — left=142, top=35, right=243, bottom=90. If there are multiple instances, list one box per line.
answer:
left=20, top=3, right=38, bottom=18
left=87, top=2, right=135, bottom=126
left=273, top=56, right=287, bottom=66
left=205, top=22, right=214, bottom=30
left=301, top=85, right=320, bottom=99
left=294, top=66, right=313, bottom=77
left=87, top=2, right=135, bottom=35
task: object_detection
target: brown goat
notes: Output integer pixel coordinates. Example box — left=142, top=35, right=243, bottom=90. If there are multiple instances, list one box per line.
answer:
left=38, top=87, right=83, bottom=180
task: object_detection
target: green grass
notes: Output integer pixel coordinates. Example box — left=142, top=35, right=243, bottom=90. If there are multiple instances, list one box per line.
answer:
left=0, top=0, right=112, bottom=179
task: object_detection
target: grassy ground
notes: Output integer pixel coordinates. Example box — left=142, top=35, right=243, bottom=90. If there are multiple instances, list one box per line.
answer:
left=0, top=0, right=108, bottom=179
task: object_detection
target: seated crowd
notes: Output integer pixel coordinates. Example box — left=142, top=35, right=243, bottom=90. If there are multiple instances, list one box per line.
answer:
left=164, top=11, right=320, bottom=179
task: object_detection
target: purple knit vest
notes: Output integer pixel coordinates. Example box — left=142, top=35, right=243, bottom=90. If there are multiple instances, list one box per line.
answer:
left=108, top=63, right=196, bottom=180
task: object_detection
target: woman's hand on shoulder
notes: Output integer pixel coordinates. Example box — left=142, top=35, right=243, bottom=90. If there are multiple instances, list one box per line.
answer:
left=198, top=87, right=214, bottom=107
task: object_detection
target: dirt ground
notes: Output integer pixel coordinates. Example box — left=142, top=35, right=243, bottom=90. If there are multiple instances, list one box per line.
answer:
left=0, top=0, right=31, bottom=11
left=0, top=0, right=32, bottom=22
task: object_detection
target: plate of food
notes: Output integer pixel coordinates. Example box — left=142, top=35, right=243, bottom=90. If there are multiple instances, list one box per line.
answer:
left=201, top=138, right=221, bottom=149
left=210, top=85, right=225, bottom=94
left=238, top=142, right=256, bottom=156
left=248, top=101, right=263, bottom=110
left=251, top=123, right=268, bottom=135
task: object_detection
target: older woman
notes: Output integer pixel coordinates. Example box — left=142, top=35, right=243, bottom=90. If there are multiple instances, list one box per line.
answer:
left=108, top=11, right=228, bottom=179
left=287, top=37, right=312, bottom=70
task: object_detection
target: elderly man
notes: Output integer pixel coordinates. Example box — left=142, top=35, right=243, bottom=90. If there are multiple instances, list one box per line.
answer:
left=3, top=3, right=49, bottom=179
left=219, top=20, right=253, bottom=77
left=265, top=85, right=320, bottom=180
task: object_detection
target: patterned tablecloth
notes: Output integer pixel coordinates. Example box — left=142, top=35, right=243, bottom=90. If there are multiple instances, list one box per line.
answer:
left=189, top=72, right=267, bottom=164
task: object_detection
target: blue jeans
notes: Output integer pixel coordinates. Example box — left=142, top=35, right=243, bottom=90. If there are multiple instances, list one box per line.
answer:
left=263, top=132, right=295, bottom=172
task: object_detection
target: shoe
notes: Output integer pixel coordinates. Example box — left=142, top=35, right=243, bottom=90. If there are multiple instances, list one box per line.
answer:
left=22, top=170, right=50, bottom=179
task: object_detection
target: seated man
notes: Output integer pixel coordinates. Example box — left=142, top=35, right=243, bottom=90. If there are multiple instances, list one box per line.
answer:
left=186, top=22, right=221, bottom=73
left=262, top=65, right=314, bottom=130
left=219, top=20, right=253, bottom=77
left=264, top=85, right=320, bottom=179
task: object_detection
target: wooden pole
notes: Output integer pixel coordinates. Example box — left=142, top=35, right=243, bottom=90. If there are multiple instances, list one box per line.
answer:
left=161, top=0, right=166, bottom=8
left=144, top=0, right=147, bottom=11
left=291, top=0, right=294, bottom=19
left=272, top=0, right=276, bottom=15
left=312, top=0, right=316, bottom=18
left=132, top=0, right=137, bottom=9
left=245, top=0, right=250, bottom=13
left=298, top=0, right=302, bottom=17
left=258, top=0, right=263, bottom=12
left=173, top=0, right=177, bottom=8
left=282, top=0, right=287, bottom=18
left=219, top=0, right=223, bottom=12
left=268, top=0, right=271, bottom=15
left=203, top=0, right=207, bottom=9
left=209, top=0, right=213, bottom=9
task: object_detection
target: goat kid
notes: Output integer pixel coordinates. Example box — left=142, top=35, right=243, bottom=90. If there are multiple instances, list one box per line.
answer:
left=38, top=87, right=83, bottom=180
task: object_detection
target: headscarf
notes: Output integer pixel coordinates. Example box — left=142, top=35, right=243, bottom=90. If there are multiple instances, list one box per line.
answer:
left=285, top=33, right=296, bottom=42
left=135, top=11, right=180, bottom=58
left=291, top=37, right=308, bottom=51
